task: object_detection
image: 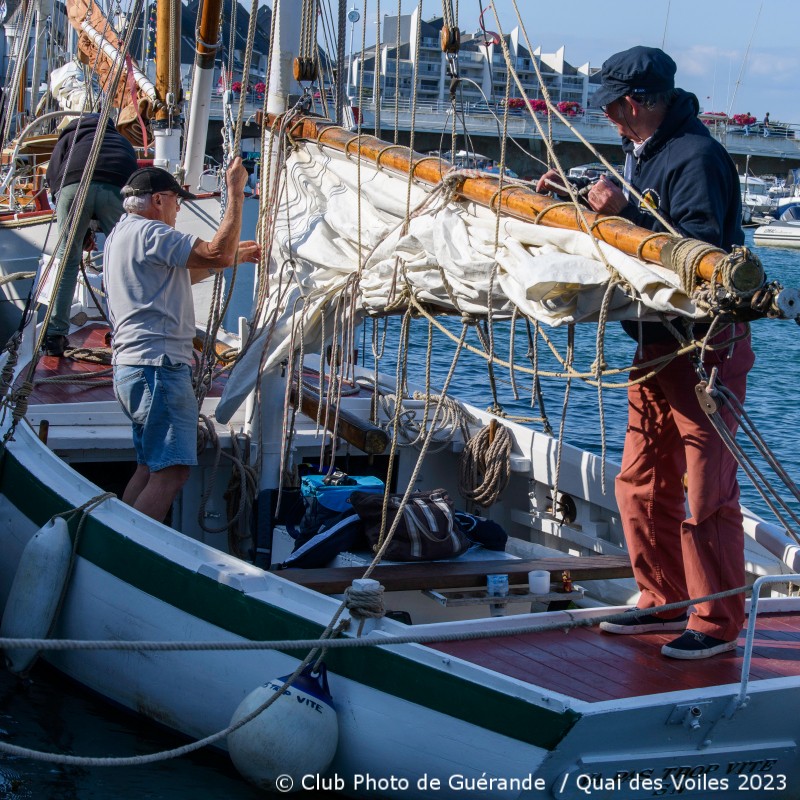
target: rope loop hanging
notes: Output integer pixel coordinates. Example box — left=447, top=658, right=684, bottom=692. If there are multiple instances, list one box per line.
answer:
left=458, top=420, right=512, bottom=508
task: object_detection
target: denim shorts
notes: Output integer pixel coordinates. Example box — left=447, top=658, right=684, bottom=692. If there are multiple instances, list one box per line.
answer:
left=113, top=360, right=198, bottom=471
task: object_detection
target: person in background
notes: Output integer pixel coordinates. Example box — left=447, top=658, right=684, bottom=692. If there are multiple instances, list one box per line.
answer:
left=537, top=46, right=754, bottom=660
left=104, top=158, right=260, bottom=522
left=763, top=112, right=770, bottom=137
left=44, top=113, right=137, bottom=356
left=743, top=112, right=751, bottom=136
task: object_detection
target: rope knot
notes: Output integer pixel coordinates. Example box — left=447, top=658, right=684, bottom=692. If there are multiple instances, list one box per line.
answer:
left=344, top=581, right=385, bottom=622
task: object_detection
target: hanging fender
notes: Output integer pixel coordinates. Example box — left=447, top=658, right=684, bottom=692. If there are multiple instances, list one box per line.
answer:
left=0, top=518, right=72, bottom=675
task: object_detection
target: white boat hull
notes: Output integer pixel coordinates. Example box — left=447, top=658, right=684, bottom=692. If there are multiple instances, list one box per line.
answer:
left=1, top=415, right=800, bottom=798
left=753, top=222, right=800, bottom=248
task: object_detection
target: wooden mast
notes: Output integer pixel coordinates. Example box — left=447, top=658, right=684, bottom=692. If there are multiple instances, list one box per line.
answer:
left=153, top=0, right=182, bottom=169
left=273, top=116, right=764, bottom=293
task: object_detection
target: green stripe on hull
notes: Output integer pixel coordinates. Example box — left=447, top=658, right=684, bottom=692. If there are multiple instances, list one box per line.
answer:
left=0, top=448, right=580, bottom=749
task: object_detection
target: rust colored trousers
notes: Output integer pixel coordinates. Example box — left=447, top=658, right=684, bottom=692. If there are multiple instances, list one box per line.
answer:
left=615, top=323, right=755, bottom=642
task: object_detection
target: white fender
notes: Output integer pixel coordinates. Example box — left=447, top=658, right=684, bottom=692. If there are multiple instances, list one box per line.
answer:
left=0, top=518, right=72, bottom=674
left=228, top=663, right=338, bottom=791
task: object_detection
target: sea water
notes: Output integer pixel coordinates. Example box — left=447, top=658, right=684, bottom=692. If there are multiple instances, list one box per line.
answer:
left=0, top=231, right=797, bottom=798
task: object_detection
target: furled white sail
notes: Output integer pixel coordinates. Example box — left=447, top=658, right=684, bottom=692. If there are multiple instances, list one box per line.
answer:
left=48, top=61, right=94, bottom=112
left=215, top=144, right=700, bottom=424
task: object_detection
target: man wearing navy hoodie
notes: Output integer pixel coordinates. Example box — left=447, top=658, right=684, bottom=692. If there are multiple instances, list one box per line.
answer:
left=45, top=114, right=137, bottom=356
left=538, top=47, right=754, bottom=660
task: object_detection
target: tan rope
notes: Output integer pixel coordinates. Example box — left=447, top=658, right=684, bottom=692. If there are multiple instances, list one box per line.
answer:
left=458, top=421, right=512, bottom=507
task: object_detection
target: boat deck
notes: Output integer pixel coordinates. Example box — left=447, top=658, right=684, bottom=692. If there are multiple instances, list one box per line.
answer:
left=22, top=324, right=226, bottom=405
left=431, top=612, right=800, bottom=701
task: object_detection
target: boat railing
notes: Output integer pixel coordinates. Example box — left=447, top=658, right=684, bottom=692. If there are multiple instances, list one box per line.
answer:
left=735, top=573, right=800, bottom=710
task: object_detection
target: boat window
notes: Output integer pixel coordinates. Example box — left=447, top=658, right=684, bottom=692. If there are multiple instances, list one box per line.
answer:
left=780, top=205, right=800, bottom=221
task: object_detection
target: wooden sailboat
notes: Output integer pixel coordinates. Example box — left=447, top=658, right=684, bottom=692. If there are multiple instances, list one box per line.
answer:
left=1, top=2, right=800, bottom=797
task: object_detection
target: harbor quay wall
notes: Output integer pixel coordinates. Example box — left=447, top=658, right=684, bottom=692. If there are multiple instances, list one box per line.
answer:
left=204, top=120, right=800, bottom=181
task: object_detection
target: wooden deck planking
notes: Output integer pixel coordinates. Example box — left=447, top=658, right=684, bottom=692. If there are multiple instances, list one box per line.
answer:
left=279, top=554, right=633, bottom=594
left=24, top=324, right=226, bottom=405
left=432, top=612, right=800, bottom=702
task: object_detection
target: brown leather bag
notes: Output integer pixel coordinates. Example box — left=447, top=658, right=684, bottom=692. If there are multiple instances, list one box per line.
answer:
left=349, top=488, right=471, bottom=562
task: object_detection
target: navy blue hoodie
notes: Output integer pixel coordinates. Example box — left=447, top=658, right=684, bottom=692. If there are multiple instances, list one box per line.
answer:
left=618, top=90, right=743, bottom=341
left=619, top=89, right=743, bottom=251
left=46, top=114, right=137, bottom=197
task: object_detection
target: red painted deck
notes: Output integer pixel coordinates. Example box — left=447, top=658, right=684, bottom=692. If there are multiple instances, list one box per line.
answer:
left=23, top=324, right=227, bottom=405
left=23, top=325, right=369, bottom=407
left=431, top=612, right=800, bottom=702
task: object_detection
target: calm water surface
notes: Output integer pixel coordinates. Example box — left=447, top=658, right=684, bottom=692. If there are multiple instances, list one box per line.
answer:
left=1, top=231, right=797, bottom=798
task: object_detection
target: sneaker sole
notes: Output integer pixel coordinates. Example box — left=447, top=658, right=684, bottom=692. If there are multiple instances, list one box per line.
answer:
left=661, top=639, right=737, bottom=660
left=599, top=618, right=688, bottom=635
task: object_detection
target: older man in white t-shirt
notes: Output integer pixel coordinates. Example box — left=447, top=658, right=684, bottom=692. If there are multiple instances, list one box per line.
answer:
left=105, top=158, right=260, bottom=522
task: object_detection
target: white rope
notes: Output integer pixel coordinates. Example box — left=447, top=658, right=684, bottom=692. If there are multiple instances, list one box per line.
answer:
left=0, top=585, right=755, bottom=656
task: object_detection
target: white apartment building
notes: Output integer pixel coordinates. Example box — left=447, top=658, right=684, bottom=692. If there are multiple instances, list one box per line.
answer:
left=350, top=9, right=601, bottom=110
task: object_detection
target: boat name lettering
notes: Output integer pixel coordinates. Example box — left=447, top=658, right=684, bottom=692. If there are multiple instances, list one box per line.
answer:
left=295, top=694, right=324, bottom=712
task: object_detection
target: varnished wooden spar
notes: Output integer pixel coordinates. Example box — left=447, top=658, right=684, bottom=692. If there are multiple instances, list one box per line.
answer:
left=290, top=385, right=389, bottom=455
left=270, top=114, right=763, bottom=293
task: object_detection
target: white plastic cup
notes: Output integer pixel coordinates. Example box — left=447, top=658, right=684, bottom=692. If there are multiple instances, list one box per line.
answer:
left=528, top=570, right=550, bottom=595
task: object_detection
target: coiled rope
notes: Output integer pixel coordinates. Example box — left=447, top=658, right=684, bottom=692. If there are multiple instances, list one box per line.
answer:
left=458, top=421, right=512, bottom=507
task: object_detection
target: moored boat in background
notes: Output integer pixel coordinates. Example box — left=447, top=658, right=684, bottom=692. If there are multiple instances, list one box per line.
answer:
left=754, top=201, right=800, bottom=248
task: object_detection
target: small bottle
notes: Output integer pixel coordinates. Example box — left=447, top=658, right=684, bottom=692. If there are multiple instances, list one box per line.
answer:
left=561, top=570, right=573, bottom=593
left=486, top=574, right=509, bottom=616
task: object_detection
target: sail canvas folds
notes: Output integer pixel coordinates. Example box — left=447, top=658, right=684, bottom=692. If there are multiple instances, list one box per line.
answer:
left=216, top=144, right=700, bottom=423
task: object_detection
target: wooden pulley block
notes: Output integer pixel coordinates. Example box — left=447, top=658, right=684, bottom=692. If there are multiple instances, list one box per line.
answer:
left=440, top=26, right=461, bottom=54
left=293, top=57, right=317, bottom=82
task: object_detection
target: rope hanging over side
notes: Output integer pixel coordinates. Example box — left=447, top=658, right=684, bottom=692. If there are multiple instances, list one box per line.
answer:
left=458, top=421, right=512, bottom=508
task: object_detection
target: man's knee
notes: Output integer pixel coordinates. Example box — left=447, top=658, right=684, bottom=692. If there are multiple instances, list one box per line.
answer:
left=152, top=464, right=191, bottom=491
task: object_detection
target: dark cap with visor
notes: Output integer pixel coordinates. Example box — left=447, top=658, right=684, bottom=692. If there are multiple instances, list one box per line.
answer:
left=591, top=46, right=677, bottom=109
left=123, top=167, right=198, bottom=200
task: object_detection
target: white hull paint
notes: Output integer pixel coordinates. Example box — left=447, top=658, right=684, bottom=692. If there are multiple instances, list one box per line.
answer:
left=753, top=224, right=800, bottom=249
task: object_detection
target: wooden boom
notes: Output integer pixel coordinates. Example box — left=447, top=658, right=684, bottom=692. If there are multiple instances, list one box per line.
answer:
left=271, top=114, right=763, bottom=293
left=290, top=385, right=389, bottom=456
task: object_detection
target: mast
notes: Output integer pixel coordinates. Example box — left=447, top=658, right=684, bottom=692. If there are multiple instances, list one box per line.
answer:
left=29, top=0, right=46, bottom=114
left=153, top=0, right=182, bottom=170
left=251, top=0, right=303, bottom=568
left=183, top=0, right=223, bottom=191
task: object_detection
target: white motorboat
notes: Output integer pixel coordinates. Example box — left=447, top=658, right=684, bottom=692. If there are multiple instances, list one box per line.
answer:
left=740, top=174, right=776, bottom=223
left=754, top=202, right=800, bottom=248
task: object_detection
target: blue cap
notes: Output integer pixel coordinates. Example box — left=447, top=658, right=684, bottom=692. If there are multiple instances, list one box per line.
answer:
left=591, top=46, right=677, bottom=109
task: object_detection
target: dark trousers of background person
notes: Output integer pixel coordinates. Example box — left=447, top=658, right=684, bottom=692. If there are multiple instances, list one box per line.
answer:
left=48, top=181, right=125, bottom=337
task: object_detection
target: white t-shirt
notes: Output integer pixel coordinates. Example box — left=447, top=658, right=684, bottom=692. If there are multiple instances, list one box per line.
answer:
left=105, top=213, right=199, bottom=366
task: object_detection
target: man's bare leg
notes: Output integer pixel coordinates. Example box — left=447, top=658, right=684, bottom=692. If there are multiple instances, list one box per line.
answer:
left=122, top=464, right=151, bottom=506
left=130, top=465, right=191, bottom=522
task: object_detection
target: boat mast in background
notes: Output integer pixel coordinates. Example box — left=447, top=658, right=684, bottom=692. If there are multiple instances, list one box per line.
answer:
left=183, top=0, right=223, bottom=190
left=153, top=0, right=182, bottom=169
left=250, top=0, right=302, bottom=568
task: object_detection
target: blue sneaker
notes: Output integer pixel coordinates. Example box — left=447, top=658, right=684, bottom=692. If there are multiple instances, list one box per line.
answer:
left=599, top=608, right=688, bottom=635
left=661, top=630, right=737, bottom=660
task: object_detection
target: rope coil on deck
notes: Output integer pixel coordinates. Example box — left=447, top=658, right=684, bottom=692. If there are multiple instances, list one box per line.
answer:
left=344, top=582, right=385, bottom=624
